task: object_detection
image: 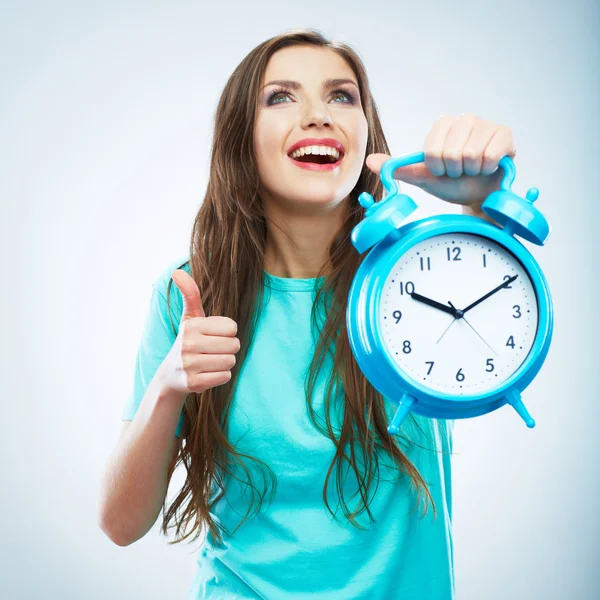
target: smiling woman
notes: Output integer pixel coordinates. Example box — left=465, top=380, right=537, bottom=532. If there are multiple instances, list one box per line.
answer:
left=254, top=45, right=368, bottom=259
left=101, top=27, right=456, bottom=600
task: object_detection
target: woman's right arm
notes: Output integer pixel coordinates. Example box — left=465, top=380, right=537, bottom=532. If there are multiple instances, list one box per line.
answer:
left=98, top=268, right=239, bottom=546
left=97, top=366, right=186, bottom=546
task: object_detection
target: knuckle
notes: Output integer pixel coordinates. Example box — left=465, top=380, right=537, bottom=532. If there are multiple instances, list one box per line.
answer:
left=425, top=148, right=442, bottom=160
left=185, top=371, right=197, bottom=391
left=443, top=147, right=461, bottom=162
left=483, top=149, right=501, bottom=163
left=181, top=352, right=193, bottom=371
left=462, top=147, right=479, bottom=161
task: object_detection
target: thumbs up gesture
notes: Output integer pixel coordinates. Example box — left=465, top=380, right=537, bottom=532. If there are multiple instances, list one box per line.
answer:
left=158, top=269, right=241, bottom=397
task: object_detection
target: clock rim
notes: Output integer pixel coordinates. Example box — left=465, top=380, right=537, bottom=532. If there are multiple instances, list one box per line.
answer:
left=346, top=214, right=554, bottom=418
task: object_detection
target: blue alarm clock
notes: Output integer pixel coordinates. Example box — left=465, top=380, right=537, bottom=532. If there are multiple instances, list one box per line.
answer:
left=347, top=151, right=553, bottom=434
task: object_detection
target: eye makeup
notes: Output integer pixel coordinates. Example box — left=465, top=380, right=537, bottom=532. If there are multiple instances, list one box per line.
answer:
left=264, top=86, right=358, bottom=106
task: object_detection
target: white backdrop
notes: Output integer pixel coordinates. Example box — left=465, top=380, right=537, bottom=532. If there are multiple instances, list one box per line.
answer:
left=1, top=0, right=598, bottom=598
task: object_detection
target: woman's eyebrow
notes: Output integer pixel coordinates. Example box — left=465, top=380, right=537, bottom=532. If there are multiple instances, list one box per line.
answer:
left=261, top=78, right=359, bottom=90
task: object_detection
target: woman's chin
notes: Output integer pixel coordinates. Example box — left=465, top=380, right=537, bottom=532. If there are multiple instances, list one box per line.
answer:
left=284, top=190, right=350, bottom=211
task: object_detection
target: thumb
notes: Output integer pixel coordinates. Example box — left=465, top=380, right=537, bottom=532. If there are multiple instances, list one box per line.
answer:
left=366, top=152, right=432, bottom=187
left=171, top=269, right=206, bottom=320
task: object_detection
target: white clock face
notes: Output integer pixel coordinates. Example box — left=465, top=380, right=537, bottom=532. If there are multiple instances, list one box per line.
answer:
left=378, top=232, right=538, bottom=396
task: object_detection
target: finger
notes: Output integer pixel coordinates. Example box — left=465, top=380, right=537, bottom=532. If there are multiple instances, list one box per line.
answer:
left=198, top=316, right=238, bottom=337
left=193, top=353, right=236, bottom=374
left=365, top=152, right=431, bottom=186
left=190, top=370, right=232, bottom=391
left=441, top=114, right=477, bottom=178
left=365, top=152, right=390, bottom=175
left=423, top=115, right=456, bottom=176
left=480, top=125, right=516, bottom=175
left=172, top=270, right=205, bottom=320
left=462, top=119, right=498, bottom=176
left=192, top=335, right=241, bottom=354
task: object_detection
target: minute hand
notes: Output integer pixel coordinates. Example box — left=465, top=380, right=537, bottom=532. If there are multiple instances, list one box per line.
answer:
left=462, top=274, right=519, bottom=314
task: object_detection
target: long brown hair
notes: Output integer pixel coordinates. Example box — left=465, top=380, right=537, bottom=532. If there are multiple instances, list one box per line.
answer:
left=161, top=28, right=439, bottom=547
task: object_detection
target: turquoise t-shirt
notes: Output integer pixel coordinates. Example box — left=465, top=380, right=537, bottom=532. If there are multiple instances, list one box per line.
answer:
left=122, top=257, right=455, bottom=599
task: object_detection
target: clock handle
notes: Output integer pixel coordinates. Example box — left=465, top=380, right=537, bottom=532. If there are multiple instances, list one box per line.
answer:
left=387, top=392, right=416, bottom=435
left=378, top=151, right=517, bottom=198
left=379, top=151, right=426, bottom=197
left=506, top=389, right=536, bottom=428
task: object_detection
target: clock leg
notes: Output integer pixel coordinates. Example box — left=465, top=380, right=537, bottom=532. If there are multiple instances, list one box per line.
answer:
left=506, top=389, right=536, bottom=428
left=388, top=393, right=416, bottom=435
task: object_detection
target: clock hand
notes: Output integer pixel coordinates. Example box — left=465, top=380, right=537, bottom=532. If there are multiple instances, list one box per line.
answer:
left=435, top=317, right=457, bottom=344
left=461, top=274, right=519, bottom=315
left=410, top=291, right=457, bottom=317
left=448, top=301, right=497, bottom=355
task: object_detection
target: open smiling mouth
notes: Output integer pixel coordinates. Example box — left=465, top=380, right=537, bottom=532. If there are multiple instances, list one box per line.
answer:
left=287, top=149, right=344, bottom=171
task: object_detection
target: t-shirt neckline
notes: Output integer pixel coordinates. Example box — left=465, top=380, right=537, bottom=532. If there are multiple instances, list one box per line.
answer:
left=263, top=270, right=326, bottom=292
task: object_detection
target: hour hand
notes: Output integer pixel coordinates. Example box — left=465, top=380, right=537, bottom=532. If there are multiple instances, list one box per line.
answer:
left=410, top=291, right=457, bottom=317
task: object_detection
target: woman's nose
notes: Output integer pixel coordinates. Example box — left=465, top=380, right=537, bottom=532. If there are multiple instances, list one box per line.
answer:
left=300, top=103, right=333, bottom=129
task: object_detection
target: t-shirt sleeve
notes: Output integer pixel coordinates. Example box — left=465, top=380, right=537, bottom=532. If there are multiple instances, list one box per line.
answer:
left=121, top=272, right=185, bottom=438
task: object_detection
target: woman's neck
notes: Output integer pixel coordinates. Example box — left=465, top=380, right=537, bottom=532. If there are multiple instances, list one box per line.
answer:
left=263, top=203, right=345, bottom=279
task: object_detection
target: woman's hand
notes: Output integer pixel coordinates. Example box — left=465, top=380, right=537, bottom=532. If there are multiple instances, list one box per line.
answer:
left=365, top=114, right=517, bottom=209
left=160, top=270, right=241, bottom=397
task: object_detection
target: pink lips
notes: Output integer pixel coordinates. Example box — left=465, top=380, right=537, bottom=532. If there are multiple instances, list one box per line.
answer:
left=288, top=154, right=344, bottom=171
left=287, top=137, right=345, bottom=172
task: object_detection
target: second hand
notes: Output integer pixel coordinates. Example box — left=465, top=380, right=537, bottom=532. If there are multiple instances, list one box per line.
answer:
left=448, top=301, right=497, bottom=355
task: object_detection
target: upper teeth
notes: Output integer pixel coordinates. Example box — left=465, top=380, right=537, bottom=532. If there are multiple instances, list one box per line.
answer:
left=290, top=145, right=341, bottom=160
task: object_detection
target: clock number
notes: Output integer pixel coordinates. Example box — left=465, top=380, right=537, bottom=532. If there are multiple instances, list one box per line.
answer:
left=486, top=358, right=495, bottom=372
left=447, top=247, right=462, bottom=261
left=403, top=340, right=412, bottom=354
left=425, top=361, right=434, bottom=375
left=482, top=253, right=487, bottom=268
left=456, top=368, right=465, bottom=382
left=512, top=305, right=522, bottom=318
left=392, top=310, right=403, bottom=323
left=419, top=256, right=431, bottom=271
left=503, top=275, right=514, bottom=289
left=399, top=281, right=415, bottom=295
left=506, top=335, right=515, bottom=349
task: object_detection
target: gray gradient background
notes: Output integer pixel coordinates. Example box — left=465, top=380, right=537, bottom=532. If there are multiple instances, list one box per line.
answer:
left=1, top=0, right=597, bottom=598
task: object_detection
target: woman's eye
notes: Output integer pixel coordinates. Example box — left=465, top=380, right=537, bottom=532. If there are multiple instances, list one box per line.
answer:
left=331, top=91, right=353, bottom=103
left=269, top=92, right=290, bottom=104
left=267, top=89, right=355, bottom=106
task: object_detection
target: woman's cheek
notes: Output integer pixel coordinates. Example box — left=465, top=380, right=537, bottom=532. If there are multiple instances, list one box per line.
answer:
left=354, top=115, right=368, bottom=153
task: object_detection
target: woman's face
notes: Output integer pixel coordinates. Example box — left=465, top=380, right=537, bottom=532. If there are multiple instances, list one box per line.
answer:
left=254, top=45, right=368, bottom=212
